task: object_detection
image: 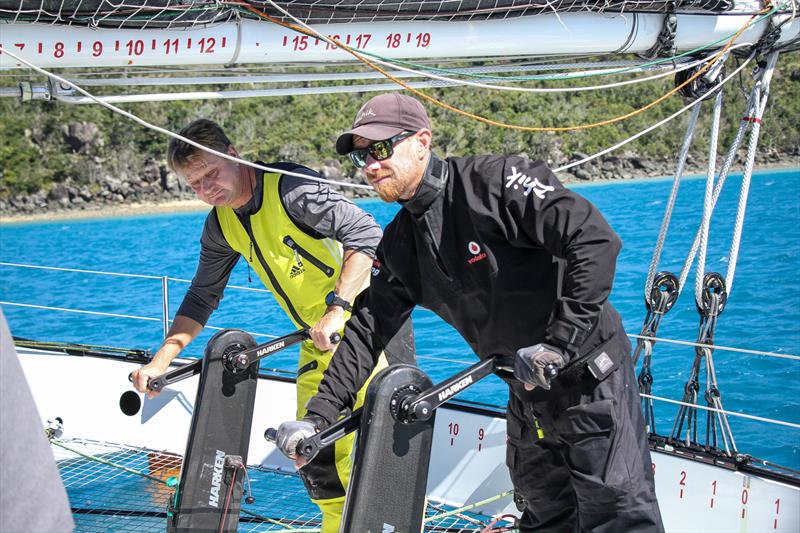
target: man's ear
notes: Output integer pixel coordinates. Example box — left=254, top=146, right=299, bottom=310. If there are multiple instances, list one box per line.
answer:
left=227, top=144, right=239, bottom=158
left=416, top=129, right=432, bottom=158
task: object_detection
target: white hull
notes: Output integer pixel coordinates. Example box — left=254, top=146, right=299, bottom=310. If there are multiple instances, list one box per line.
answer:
left=17, top=346, right=800, bottom=531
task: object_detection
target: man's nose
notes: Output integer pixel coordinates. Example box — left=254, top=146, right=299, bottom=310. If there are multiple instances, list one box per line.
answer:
left=365, top=156, right=382, bottom=171
left=200, top=176, right=215, bottom=192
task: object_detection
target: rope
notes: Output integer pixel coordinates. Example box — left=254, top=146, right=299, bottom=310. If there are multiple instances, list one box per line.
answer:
left=51, top=439, right=169, bottom=485
left=0, top=261, right=163, bottom=280
left=2, top=300, right=280, bottom=339
left=424, top=490, right=514, bottom=523
left=693, top=86, right=725, bottom=307
left=641, top=394, right=800, bottom=429
left=253, top=0, right=774, bottom=133
left=626, top=334, right=800, bottom=361
left=642, top=103, right=702, bottom=300
left=553, top=51, right=753, bottom=173
left=676, top=91, right=753, bottom=291
left=725, top=51, right=781, bottom=295
left=0, top=301, right=161, bottom=323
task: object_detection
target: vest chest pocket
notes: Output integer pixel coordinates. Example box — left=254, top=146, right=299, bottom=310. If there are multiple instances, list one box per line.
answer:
left=282, top=235, right=335, bottom=277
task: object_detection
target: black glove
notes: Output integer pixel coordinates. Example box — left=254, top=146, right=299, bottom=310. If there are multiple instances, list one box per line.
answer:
left=514, top=343, right=566, bottom=390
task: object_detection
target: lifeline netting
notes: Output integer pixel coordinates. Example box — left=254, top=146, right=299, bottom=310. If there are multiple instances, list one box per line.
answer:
left=53, top=438, right=518, bottom=532
left=0, top=0, right=734, bottom=29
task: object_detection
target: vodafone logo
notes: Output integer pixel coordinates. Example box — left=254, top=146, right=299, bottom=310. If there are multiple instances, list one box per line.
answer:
left=467, top=241, right=487, bottom=265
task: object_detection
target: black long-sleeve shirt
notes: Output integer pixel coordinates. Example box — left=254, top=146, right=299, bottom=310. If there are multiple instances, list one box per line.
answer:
left=306, top=154, right=624, bottom=424
left=176, top=162, right=383, bottom=326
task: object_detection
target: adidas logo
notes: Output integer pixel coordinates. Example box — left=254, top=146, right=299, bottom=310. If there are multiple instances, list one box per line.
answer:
left=289, top=264, right=305, bottom=278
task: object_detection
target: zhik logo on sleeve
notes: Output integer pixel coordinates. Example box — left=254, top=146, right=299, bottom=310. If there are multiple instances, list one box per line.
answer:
left=505, top=166, right=555, bottom=199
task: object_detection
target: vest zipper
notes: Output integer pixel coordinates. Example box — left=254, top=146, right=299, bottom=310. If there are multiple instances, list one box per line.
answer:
left=283, top=235, right=335, bottom=277
left=244, top=225, right=309, bottom=329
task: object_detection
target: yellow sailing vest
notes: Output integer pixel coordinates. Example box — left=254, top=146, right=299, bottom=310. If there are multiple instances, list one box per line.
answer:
left=216, top=172, right=343, bottom=328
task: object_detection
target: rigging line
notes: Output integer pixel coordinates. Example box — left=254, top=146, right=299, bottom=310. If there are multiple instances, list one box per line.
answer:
left=0, top=301, right=160, bottom=322
left=58, top=60, right=704, bottom=93
left=424, top=491, right=514, bottom=523
left=168, top=276, right=272, bottom=293
left=694, top=87, right=726, bottom=307
left=0, top=262, right=270, bottom=294
left=553, top=53, right=754, bottom=172
left=62, top=60, right=673, bottom=86
left=725, top=51, right=780, bottom=295
left=51, top=439, right=170, bottom=485
left=0, top=46, right=373, bottom=192
left=676, top=103, right=753, bottom=292
left=252, top=0, right=773, bottom=132
left=640, top=394, right=800, bottom=429
left=0, top=261, right=162, bottom=280
left=627, top=333, right=800, bottom=361
left=643, top=102, right=703, bottom=301
left=12, top=292, right=796, bottom=363
left=332, top=48, right=715, bottom=94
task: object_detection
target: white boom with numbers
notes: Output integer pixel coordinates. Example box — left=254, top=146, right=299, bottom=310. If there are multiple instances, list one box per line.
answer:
left=1, top=12, right=799, bottom=70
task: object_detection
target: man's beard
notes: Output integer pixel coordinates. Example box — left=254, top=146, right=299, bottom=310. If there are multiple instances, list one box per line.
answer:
left=370, top=173, right=405, bottom=202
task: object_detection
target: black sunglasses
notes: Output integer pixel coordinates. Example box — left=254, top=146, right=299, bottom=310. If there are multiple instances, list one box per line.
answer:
left=348, top=131, right=415, bottom=168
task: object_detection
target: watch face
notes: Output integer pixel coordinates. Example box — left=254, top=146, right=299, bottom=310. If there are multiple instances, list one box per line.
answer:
left=325, top=291, right=335, bottom=306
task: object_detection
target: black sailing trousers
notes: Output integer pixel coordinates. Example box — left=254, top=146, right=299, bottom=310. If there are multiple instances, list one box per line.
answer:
left=506, top=331, right=664, bottom=532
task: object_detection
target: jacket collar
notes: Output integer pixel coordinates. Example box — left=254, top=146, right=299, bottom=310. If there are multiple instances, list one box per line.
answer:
left=234, top=163, right=264, bottom=216
left=400, top=153, right=448, bottom=216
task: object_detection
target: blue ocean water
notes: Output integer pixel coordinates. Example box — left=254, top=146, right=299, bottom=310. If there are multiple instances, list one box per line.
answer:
left=1, top=168, right=798, bottom=469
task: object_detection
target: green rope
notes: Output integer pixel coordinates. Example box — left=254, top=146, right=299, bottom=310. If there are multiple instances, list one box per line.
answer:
left=423, top=489, right=514, bottom=522
left=16, top=338, right=147, bottom=356
left=50, top=439, right=169, bottom=485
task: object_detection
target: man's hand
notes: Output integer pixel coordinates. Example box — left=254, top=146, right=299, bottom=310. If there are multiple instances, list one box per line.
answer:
left=515, top=343, right=566, bottom=391
left=309, top=307, right=346, bottom=351
left=275, top=420, right=317, bottom=467
left=130, top=361, right=169, bottom=399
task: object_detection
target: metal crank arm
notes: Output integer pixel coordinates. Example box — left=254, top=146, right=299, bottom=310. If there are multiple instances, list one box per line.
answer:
left=127, top=359, right=201, bottom=393
left=129, top=328, right=341, bottom=392
left=264, top=409, right=363, bottom=462
left=265, top=355, right=558, bottom=462
left=398, top=356, right=558, bottom=424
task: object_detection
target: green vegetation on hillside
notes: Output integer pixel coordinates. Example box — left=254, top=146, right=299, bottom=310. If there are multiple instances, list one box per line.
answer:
left=1, top=53, right=798, bottom=199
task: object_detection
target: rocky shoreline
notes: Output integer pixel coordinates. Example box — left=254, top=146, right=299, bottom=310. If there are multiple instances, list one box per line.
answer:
left=1, top=121, right=796, bottom=223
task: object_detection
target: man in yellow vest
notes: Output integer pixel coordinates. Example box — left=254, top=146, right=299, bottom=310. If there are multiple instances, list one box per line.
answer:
left=130, top=118, right=413, bottom=532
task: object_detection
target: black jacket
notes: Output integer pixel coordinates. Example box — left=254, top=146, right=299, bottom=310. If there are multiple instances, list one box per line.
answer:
left=307, top=154, right=624, bottom=424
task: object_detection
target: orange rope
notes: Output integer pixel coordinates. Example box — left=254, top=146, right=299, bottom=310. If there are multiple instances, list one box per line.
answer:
left=239, top=2, right=770, bottom=132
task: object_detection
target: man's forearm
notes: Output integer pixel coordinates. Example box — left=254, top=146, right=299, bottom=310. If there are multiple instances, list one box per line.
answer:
left=332, top=249, right=373, bottom=304
left=150, top=315, right=203, bottom=370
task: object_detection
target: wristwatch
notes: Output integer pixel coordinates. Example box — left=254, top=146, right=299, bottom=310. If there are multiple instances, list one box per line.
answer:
left=325, top=291, right=353, bottom=312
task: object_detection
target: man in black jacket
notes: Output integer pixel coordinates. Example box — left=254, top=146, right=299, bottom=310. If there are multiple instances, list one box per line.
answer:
left=275, top=93, right=664, bottom=532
